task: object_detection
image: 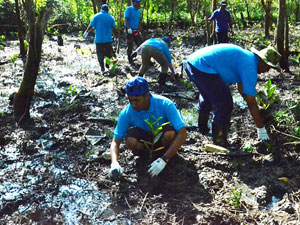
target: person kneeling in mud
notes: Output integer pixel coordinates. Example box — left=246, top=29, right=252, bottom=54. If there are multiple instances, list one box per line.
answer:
left=109, top=76, right=187, bottom=180
left=130, top=36, right=176, bottom=85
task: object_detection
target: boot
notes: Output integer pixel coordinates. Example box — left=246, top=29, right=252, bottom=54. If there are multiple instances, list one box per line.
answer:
left=212, top=123, right=230, bottom=148
left=158, top=73, right=167, bottom=85
left=198, top=112, right=210, bottom=135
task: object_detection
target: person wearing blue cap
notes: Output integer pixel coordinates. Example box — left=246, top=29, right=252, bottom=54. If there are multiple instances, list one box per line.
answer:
left=109, top=76, right=187, bottom=180
left=130, top=36, right=175, bottom=85
left=208, top=0, right=233, bottom=43
left=83, top=4, right=116, bottom=73
left=183, top=44, right=281, bottom=147
left=125, top=0, right=143, bottom=64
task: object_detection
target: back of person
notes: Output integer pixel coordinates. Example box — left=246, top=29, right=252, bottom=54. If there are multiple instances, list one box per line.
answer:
left=91, top=12, right=115, bottom=43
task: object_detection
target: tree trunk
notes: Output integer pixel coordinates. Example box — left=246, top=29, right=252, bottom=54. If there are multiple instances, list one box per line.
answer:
left=117, top=0, right=124, bottom=53
left=13, top=0, right=53, bottom=125
left=91, top=0, right=97, bottom=14
left=276, top=0, right=289, bottom=70
left=168, top=0, right=175, bottom=34
left=244, top=0, right=252, bottom=25
left=15, top=0, right=26, bottom=57
left=261, top=0, right=273, bottom=37
left=211, top=0, right=217, bottom=44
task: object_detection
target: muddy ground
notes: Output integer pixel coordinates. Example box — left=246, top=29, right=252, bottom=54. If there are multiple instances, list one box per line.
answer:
left=1, top=27, right=300, bottom=225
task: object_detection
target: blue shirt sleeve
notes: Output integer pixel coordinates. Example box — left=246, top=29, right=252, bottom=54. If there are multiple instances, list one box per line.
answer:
left=113, top=106, right=131, bottom=140
left=161, top=43, right=172, bottom=64
left=164, top=101, right=185, bottom=131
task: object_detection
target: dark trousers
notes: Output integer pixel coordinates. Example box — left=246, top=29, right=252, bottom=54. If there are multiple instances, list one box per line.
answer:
left=216, top=32, right=229, bottom=43
left=184, top=62, right=233, bottom=126
left=96, top=42, right=114, bottom=70
left=126, top=31, right=143, bottom=57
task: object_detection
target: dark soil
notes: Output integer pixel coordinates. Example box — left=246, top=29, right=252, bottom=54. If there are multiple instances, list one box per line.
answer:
left=1, top=27, right=300, bottom=225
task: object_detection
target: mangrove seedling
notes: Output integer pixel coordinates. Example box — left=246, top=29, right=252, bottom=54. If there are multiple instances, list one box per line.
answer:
left=230, top=188, right=243, bottom=208
left=142, top=116, right=170, bottom=161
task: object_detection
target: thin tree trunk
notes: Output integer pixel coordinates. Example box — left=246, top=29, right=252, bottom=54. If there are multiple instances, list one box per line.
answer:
left=276, top=0, right=289, bottom=70
left=15, top=0, right=26, bottom=57
left=244, top=0, right=252, bottom=22
left=13, top=0, right=53, bottom=125
left=168, top=0, right=175, bottom=34
left=296, top=1, right=299, bottom=22
left=117, top=0, right=124, bottom=53
left=91, top=0, right=97, bottom=14
left=261, top=0, right=273, bottom=37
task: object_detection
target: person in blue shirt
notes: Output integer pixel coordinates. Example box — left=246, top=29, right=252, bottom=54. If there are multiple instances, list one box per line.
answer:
left=183, top=44, right=281, bottom=147
left=209, top=0, right=232, bottom=43
left=130, top=36, right=175, bottom=85
left=83, top=4, right=116, bottom=73
left=125, top=0, right=143, bottom=64
left=109, top=77, right=187, bottom=180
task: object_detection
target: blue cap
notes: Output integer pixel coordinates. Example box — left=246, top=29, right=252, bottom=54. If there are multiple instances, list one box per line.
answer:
left=132, top=0, right=141, bottom=2
left=101, top=4, right=108, bottom=11
left=162, top=36, right=171, bottom=46
left=126, top=77, right=150, bottom=96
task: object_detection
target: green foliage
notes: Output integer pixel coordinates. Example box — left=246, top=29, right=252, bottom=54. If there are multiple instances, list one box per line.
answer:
left=230, top=188, right=242, bottom=208
left=143, top=116, right=170, bottom=160
left=183, top=79, right=193, bottom=90
left=65, top=84, right=78, bottom=96
left=292, top=126, right=300, bottom=138
left=256, top=79, right=278, bottom=110
left=0, top=35, right=5, bottom=50
left=105, top=56, right=118, bottom=74
left=243, top=143, right=254, bottom=153
left=77, top=48, right=91, bottom=55
left=11, top=53, right=19, bottom=66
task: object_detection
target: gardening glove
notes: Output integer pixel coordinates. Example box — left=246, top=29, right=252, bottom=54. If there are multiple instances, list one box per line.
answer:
left=148, top=158, right=167, bottom=177
left=257, top=126, right=270, bottom=141
left=127, top=28, right=132, bottom=34
left=83, top=31, right=89, bottom=39
left=109, top=161, right=123, bottom=180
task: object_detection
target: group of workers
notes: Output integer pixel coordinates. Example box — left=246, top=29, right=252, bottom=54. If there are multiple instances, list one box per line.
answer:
left=83, top=1, right=282, bottom=180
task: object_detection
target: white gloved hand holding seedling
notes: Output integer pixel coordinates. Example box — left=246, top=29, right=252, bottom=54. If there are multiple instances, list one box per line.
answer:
left=148, top=158, right=167, bottom=177
left=257, top=126, right=269, bottom=141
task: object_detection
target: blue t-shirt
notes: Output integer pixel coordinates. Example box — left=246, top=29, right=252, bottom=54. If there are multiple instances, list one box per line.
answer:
left=114, top=94, right=185, bottom=140
left=186, top=44, right=259, bottom=96
left=210, top=8, right=232, bottom=32
left=141, top=38, right=172, bottom=64
left=124, top=5, right=141, bottom=30
left=90, top=10, right=115, bottom=43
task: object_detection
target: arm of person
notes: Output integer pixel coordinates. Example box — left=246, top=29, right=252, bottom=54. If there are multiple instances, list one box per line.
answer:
left=110, top=137, right=122, bottom=163
left=84, top=25, right=93, bottom=33
left=125, top=18, right=130, bottom=29
left=162, top=127, right=187, bottom=161
left=237, top=83, right=264, bottom=128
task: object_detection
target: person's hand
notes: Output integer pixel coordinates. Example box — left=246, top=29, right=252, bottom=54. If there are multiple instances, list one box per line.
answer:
left=83, top=31, right=89, bottom=39
left=109, top=161, right=123, bottom=180
left=257, top=126, right=270, bottom=141
left=148, top=158, right=167, bottom=177
left=127, top=28, right=132, bottom=34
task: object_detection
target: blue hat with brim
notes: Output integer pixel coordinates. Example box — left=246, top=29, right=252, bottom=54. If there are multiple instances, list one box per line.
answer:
left=101, top=4, right=108, bottom=11
left=132, top=0, right=141, bottom=2
left=126, top=77, right=150, bottom=96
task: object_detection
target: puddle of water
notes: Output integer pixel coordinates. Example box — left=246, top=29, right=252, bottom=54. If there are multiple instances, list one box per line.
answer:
left=267, top=196, right=280, bottom=210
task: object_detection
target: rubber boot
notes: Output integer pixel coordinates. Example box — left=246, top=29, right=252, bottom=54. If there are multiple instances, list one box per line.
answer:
left=158, top=73, right=167, bottom=85
left=212, top=123, right=230, bottom=148
left=198, top=112, right=210, bottom=135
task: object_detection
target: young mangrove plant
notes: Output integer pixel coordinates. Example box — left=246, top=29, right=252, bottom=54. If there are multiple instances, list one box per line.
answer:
left=105, top=56, right=117, bottom=74
left=256, top=79, right=278, bottom=110
left=230, top=188, right=243, bottom=208
left=142, top=116, right=170, bottom=161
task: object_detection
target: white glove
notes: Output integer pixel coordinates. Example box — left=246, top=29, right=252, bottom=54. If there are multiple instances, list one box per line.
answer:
left=148, top=158, right=167, bottom=177
left=109, top=161, right=123, bottom=179
left=257, top=126, right=270, bottom=141
left=127, top=28, right=132, bottom=34
left=83, top=31, right=89, bottom=39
